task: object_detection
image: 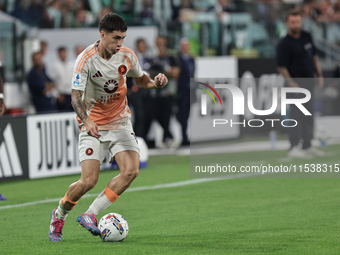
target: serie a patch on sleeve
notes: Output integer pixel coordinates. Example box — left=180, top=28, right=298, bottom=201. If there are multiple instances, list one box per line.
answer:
left=73, top=73, right=81, bottom=86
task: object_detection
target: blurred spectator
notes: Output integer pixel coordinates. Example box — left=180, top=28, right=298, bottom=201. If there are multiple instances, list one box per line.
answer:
left=97, top=6, right=111, bottom=21
left=116, top=0, right=134, bottom=21
left=333, top=0, right=340, bottom=22
left=209, top=0, right=244, bottom=20
left=74, top=44, right=86, bottom=58
left=49, top=46, right=73, bottom=111
left=73, top=1, right=95, bottom=28
left=177, top=38, right=195, bottom=146
left=61, top=0, right=77, bottom=28
left=144, top=36, right=179, bottom=147
left=11, top=1, right=31, bottom=25
left=216, top=0, right=234, bottom=19
left=40, top=40, right=52, bottom=77
left=315, top=0, right=333, bottom=22
left=29, top=0, right=49, bottom=28
left=301, top=0, right=333, bottom=22
left=93, top=6, right=112, bottom=27
left=40, top=40, right=48, bottom=57
left=0, top=1, right=6, bottom=12
left=254, top=0, right=282, bottom=43
left=74, top=8, right=87, bottom=27
left=129, top=38, right=151, bottom=138
left=140, top=0, right=154, bottom=23
left=177, top=0, right=196, bottom=22
left=172, top=0, right=194, bottom=20
left=135, top=38, right=151, bottom=70
left=27, top=52, right=57, bottom=113
left=47, top=0, right=62, bottom=28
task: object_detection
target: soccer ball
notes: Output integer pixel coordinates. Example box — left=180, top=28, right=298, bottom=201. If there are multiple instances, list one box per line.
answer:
left=98, top=213, right=129, bottom=242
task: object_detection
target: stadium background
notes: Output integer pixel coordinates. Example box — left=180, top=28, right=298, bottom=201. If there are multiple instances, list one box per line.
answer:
left=0, top=0, right=340, bottom=254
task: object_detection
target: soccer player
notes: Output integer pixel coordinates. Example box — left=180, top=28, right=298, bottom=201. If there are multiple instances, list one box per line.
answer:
left=49, top=13, right=168, bottom=242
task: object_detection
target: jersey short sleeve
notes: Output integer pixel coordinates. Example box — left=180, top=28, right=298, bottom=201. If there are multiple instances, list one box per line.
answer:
left=126, top=53, right=143, bottom=78
left=71, top=53, right=89, bottom=91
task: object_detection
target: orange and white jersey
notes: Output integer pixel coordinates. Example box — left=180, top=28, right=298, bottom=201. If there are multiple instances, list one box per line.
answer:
left=71, top=41, right=143, bottom=130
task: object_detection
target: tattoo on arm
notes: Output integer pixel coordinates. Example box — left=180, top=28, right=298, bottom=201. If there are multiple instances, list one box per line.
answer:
left=71, top=89, right=88, bottom=123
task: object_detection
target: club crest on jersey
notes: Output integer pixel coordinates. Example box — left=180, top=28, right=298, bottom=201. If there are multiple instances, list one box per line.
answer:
left=118, top=65, right=127, bottom=75
left=73, top=73, right=80, bottom=85
left=104, top=79, right=119, bottom=94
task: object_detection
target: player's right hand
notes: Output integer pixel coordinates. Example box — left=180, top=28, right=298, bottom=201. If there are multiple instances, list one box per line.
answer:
left=84, top=118, right=101, bottom=138
left=154, top=73, right=168, bottom=88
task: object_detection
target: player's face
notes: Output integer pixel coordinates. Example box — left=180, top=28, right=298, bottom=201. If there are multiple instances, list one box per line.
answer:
left=101, top=30, right=126, bottom=54
left=286, top=15, right=302, bottom=35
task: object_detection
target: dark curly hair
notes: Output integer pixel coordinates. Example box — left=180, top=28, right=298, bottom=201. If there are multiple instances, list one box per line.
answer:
left=99, top=13, right=127, bottom=33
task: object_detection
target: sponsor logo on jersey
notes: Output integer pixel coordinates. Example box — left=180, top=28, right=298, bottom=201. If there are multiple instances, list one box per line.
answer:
left=86, top=148, right=93, bottom=156
left=0, top=124, right=24, bottom=178
left=104, top=79, right=119, bottom=94
left=73, top=73, right=80, bottom=85
left=118, top=65, right=127, bottom=75
left=92, top=70, right=103, bottom=78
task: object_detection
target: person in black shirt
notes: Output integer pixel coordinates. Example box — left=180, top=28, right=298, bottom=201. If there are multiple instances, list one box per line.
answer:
left=27, top=52, right=57, bottom=113
left=277, top=10, right=324, bottom=158
left=177, top=38, right=195, bottom=146
left=144, top=36, right=179, bottom=148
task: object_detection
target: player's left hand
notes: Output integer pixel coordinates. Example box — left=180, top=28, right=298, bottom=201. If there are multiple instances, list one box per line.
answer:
left=154, top=73, right=168, bottom=89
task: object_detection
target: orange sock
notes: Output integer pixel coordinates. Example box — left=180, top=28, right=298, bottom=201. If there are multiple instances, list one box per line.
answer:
left=104, top=187, right=119, bottom=203
left=61, top=193, right=78, bottom=210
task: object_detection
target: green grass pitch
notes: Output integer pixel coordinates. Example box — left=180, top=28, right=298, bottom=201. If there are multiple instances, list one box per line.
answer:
left=0, top=145, right=339, bottom=254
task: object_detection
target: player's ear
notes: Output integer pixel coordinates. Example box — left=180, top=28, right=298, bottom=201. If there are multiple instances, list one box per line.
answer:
left=100, top=30, right=106, bottom=39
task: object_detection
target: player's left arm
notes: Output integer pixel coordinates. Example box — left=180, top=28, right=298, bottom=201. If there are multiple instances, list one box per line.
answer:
left=133, top=73, right=168, bottom=89
left=127, top=52, right=168, bottom=89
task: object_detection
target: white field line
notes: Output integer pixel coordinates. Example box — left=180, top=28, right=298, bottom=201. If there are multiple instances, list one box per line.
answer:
left=0, top=172, right=262, bottom=210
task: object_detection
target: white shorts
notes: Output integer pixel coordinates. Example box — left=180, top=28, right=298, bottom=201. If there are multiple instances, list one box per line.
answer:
left=78, top=127, right=140, bottom=164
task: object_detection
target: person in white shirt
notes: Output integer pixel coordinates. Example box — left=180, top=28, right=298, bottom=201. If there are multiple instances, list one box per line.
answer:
left=50, top=46, right=74, bottom=111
